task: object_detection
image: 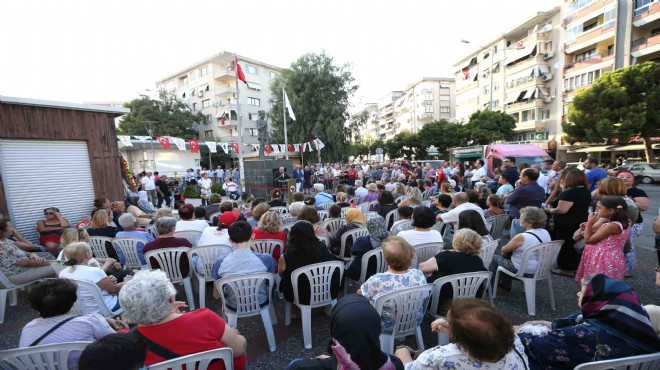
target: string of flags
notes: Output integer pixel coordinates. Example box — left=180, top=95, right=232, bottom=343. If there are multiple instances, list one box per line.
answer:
left=117, top=135, right=325, bottom=155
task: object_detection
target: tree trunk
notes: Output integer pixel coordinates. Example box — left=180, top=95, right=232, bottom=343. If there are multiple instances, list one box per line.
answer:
left=643, top=135, right=656, bottom=162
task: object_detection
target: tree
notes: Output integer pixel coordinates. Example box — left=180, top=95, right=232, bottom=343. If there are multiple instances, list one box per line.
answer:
left=347, top=111, right=369, bottom=143
left=118, top=90, right=204, bottom=139
left=269, top=52, right=358, bottom=162
left=417, top=120, right=468, bottom=159
left=564, top=61, right=660, bottom=162
left=385, top=132, right=424, bottom=159
left=463, top=110, right=517, bottom=145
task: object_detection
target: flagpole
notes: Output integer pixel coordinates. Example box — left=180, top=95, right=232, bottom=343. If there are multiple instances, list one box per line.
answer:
left=282, top=86, right=289, bottom=160
left=235, top=52, right=246, bottom=193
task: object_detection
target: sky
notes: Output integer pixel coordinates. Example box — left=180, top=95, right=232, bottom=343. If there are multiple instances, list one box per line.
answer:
left=0, top=0, right=560, bottom=108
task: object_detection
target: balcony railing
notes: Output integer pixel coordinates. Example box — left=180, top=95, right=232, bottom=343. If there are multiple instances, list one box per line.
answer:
left=514, top=120, right=546, bottom=132
left=567, top=53, right=614, bottom=71
left=214, top=68, right=235, bottom=80
left=215, top=85, right=237, bottom=96
left=631, top=33, right=660, bottom=53
left=569, top=23, right=615, bottom=47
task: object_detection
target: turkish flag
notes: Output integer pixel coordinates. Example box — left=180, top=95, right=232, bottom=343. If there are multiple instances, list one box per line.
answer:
left=462, top=67, right=470, bottom=80
left=221, top=116, right=225, bottom=125
left=235, top=56, right=247, bottom=84
left=157, top=136, right=170, bottom=149
left=265, top=144, right=272, bottom=154
left=288, top=144, right=294, bottom=152
left=231, top=142, right=240, bottom=154
left=189, top=140, right=199, bottom=153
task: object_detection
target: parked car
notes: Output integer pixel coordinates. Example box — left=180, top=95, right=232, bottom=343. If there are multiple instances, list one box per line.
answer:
left=628, top=163, right=660, bottom=184
left=607, top=165, right=630, bottom=176
left=566, top=162, right=586, bottom=171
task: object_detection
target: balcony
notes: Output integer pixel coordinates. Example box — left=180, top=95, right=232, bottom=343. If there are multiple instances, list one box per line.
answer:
left=215, top=85, right=236, bottom=97
left=514, top=120, right=546, bottom=132
left=566, top=0, right=614, bottom=27
left=217, top=118, right=238, bottom=127
left=566, top=53, right=614, bottom=72
left=631, top=33, right=660, bottom=58
left=417, top=112, right=435, bottom=122
left=507, top=76, right=543, bottom=91
left=565, top=24, right=615, bottom=54
left=633, top=1, right=660, bottom=27
left=507, top=99, right=545, bottom=113
left=213, top=68, right=235, bottom=81
left=456, top=80, right=478, bottom=93
left=506, top=54, right=544, bottom=75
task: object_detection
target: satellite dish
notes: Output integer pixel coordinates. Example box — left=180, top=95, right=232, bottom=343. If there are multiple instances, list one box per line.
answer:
left=553, top=61, right=564, bottom=69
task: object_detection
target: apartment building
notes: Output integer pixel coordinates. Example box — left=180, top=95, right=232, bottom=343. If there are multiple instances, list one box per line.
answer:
left=454, top=8, right=564, bottom=157
left=156, top=52, right=281, bottom=144
left=631, top=0, right=660, bottom=64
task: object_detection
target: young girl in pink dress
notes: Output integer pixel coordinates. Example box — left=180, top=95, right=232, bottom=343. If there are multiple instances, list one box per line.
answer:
left=576, top=196, right=631, bottom=281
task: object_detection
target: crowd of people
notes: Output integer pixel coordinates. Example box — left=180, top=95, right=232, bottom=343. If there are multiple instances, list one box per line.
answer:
left=1, top=156, right=659, bottom=370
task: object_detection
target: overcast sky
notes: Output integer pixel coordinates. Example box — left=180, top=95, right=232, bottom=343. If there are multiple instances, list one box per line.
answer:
left=0, top=0, right=559, bottom=107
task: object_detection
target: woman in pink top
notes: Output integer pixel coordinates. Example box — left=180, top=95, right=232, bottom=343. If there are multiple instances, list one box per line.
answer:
left=252, top=210, right=287, bottom=260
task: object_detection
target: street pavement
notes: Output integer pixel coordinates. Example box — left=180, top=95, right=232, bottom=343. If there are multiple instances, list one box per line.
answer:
left=1, top=186, right=658, bottom=368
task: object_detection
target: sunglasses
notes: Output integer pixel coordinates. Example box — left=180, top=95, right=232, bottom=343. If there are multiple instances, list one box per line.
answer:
left=45, top=212, right=56, bottom=215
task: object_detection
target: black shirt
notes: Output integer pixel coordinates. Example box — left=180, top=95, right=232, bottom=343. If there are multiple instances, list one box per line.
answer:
left=554, top=187, right=591, bottom=229
left=427, top=251, right=487, bottom=314
left=155, top=179, right=171, bottom=196
left=627, top=187, right=648, bottom=223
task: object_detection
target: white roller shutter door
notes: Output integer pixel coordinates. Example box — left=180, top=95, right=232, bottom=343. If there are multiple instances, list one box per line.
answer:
left=0, top=139, right=95, bottom=243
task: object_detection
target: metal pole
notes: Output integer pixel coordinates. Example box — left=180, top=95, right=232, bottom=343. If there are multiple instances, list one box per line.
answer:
left=488, top=49, right=494, bottom=110
left=283, top=86, right=289, bottom=160
left=234, top=53, right=246, bottom=193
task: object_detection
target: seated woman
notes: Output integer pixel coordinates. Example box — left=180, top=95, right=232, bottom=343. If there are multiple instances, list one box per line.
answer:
left=329, top=208, right=367, bottom=257
left=253, top=210, right=287, bottom=260
left=59, top=228, right=129, bottom=282
left=174, top=204, right=209, bottom=233
left=458, top=209, right=493, bottom=243
left=489, top=206, right=551, bottom=290
left=397, top=206, right=443, bottom=246
left=392, top=182, right=407, bottom=200
left=286, top=294, right=404, bottom=370
left=327, top=204, right=342, bottom=220
left=91, top=198, right=113, bottom=218
left=485, top=194, right=506, bottom=218
left=374, top=191, right=398, bottom=223
left=137, top=190, right=158, bottom=215
left=247, top=202, right=269, bottom=228
left=19, top=279, right=124, bottom=369
left=197, top=211, right=237, bottom=247
left=268, top=189, right=287, bottom=208
left=0, top=213, right=39, bottom=252
left=396, top=298, right=529, bottom=369
left=283, top=202, right=304, bottom=225
left=400, top=187, right=423, bottom=208
left=0, top=218, right=55, bottom=284
left=119, top=270, right=247, bottom=370
left=358, top=236, right=427, bottom=334
left=334, top=192, right=351, bottom=208
left=278, top=221, right=340, bottom=306
left=518, top=274, right=660, bottom=369
left=298, top=206, right=328, bottom=237
left=419, top=229, right=488, bottom=314
left=124, top=200, right=152, bottom=226
left=36, top=207, right=70, bottom=256
left=87, top=208, right=118, bottom=239
left=345, top=213, right=389, bottom=281
left=59, top=242, right=128, bottom=313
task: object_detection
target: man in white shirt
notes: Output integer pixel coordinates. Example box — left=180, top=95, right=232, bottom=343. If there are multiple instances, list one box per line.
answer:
left=436, top=192, right=486, bottom=228
left=141, top=171, right=157, bottom=206
left=214, top=165, right=225, bottom=184
left=354, top=180, right=368, bottom=198
left=470, top=160, right=487, bottom=186
left=532, top=164, right=549, bottom=194
left=175, top=204, right=209, bottom=233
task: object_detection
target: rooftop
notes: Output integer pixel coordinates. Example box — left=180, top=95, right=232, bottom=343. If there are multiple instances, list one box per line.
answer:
left=0, top=95, right=129, bottom=115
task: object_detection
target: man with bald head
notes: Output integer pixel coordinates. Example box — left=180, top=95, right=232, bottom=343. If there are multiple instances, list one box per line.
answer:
left=436, top=192, right=486, bottom=228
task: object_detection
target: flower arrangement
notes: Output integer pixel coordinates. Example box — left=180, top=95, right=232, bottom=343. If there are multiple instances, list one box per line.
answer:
left=120, top=155, right=138, bottom=191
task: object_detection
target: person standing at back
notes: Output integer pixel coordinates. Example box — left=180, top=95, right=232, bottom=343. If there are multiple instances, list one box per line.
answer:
left=584, top=158, right=608, bottom=191
left=141, top=171, right=158, bottom=206
left=502, top=157, right=520, bottom=185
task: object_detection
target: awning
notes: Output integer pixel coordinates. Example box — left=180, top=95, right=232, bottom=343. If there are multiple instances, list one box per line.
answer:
left=507, top=65, right=536, bottom=84
left=567, top=145, right=612, bottom=153
left=538, top=87, right=549, bottom=97
left=538, top=64, right=550, bottom=75
left=455, top=153, right=482, bottom=159
left=523, top=87, right=536, bottom=100
left=200, top=83, right=209, bottom=91
left=506, top=45, right=537, bottom=65
left=504, top=93, right=518, bottom=105
left=609, top=144, right=647, bottom=151
left=456, top=57, right=477, bottom=72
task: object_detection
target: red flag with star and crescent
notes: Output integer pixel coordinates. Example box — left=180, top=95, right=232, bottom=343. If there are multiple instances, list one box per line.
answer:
left=265, top=144, right=272, bottom=154
left=288, top=144, right=294, bottom=152
left=157, top=136, right=170, bottom=149
left=189, top=140, right=199, bottom=153
left=235, top=56, right=247, bottom=84
left=231, top=142, right=240, bottom=154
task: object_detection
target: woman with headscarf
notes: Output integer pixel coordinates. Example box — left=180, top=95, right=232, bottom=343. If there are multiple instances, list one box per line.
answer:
left=518, top=274, right=660, bottom=370
left=345, top=214, right=390, bottom=281
left=137, top=190, right=158, bottom=215
left=286, top=294, right=404, bottom=370
left=330, top=208, right=367, bottom=258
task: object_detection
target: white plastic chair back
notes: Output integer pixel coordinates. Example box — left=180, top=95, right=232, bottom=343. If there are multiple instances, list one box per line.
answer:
left=188, top=245, right=234, bottom=309
left=318, top=202, right=334, bottom=211
left=70, top=279, right=123, bottom=317
left=250, top=239, right=284, bottom=258
left=320, top=218, right=345, bottom=237
left=480, top=239, right=499, bottom=269
left=145, top=348, right=234, bottom=370
left=385, top=209, right=398, bottom=230
left=394, top=195, right=407, bottom=204
left=573, top=352, right=660, bottom=370
left=339, top=228, right=369, bottom=259
left=145, top=247, right=191, bottom=283
left=111, top=237, right=149, bottom=269
left=348, top=197, right=360, bottom=204
left=208, top=212, right=222, bottom=224
left=317, top=210, right=329, bottom=221
left=173, top=230, right=203, bottom=247
left=88, top=236, right=113, bottom=259
left=421, top=200, right=431, bottom=208
left=411, top=242, right=443, bottom=269
left=340, top=207, right=349, bottom=219
left=486, top=214, right=509, bottom=240
left=145, top=224, right=160, bottom=239
left=317, top=235, right=330, bottom=247
left=422, top=189, right=430, bottom=200
left=359, top=247, right=387, bottom=284
left=374, top=284, right=433, bottom=354
left=390, top=220, right=413, bottom=236
left=0, top=342, right=91, bottom=370
left=271, top=206, right=289, bottom=215
left=358, top=202, right=371, bottom=214
left=431, top=221, right=447, bottom=237
left=215, top=273, right=277, bottom=352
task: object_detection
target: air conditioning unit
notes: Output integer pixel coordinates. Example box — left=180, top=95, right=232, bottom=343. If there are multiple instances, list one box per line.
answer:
left=542, top=74, right=553, bottom=81
left=543, top=97, right=553, bottom=103
left=197, top=90, right=204, bottom=97
left=544, top=51, right=554, bottom=59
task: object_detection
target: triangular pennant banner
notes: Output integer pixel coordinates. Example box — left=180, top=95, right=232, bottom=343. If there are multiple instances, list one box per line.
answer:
left=117, top=136, right=133, bottom=147
left=156, top=136, right=170, bottom=149
left=314, top=138, right=326, bottom=150
left=172, top=137, right=186, bottom=151
left=205, top=141, right=217, bottom=153
left=134, top=136, right=151, bottom=143
left=287, top=144, right=294, bottom=152
left=272, top=144, right=281, bottom=153
left=294, top=143, right=301, bottom=152
left=307, top=142, right=314, bottom=152
left=278, top=144, right=286, bottom=152
left=219, top=142, right=229, bottom=154
left=265, top=144, right=272, bottom=154
left=251, top=144, right=260, bottom=151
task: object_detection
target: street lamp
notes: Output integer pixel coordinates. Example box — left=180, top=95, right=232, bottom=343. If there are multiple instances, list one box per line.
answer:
left=461, top=39, right=495, bottom=111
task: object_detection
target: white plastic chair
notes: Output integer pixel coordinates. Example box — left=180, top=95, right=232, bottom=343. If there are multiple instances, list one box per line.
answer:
left=145, top=224, right=160, bottom=239
left=111, top=236, right=149, bottom=269
left=411, top=242, right=443, bottom=269
left=0, top=269, right=48, bottom=324
left=348, top=196, right=361, bottom=204
left=145, top=347, right=234, bottom=370
left=421, top=189, right=430, bottom=201
left=284, top=261, right=344, bottom=349
left=390, top=220, right=413, bottom=236
left=70, top=279, right=123, bottom=317
left=88, top=236, right=113, bottom=259
left=421, top=200, right=432, bottom=208
left=215, top=273, right=277, bottom=352
left=250, top=239, right=284, bottom=259
left=344, top=247, right=387, bottom=295
left=188, top=244, right=234, bottom=308
left=486, top=214, right=509, bottom=240
left=173, top=230, right=203, bottom=247
left=320, top=218, right=345, bottom=237
left=394, top=195, right=407, bottom=204
left=385, top=209, right=398, bottom=230
left=373, top=284, right=433, bottom=355
left=358, top=202, right=371, bottom=214
left=208, top=211, right=222, bottom=224
left=318, top=202, right=334, bottom=211
left=340, top=207, right=350, bottom=219
left=317, top=235, right=330, bottom=247
left=428, top=271, right=491, bottom=345
left=270, top=206, right=289, bottom=215
left=573, top=352, right=660, bottom=370
left=493, top=240, right=564, bottom=316
left=338, top=227, right=369, bottom=260
left=145, top=247, right=196, bottom=310
left=317, top=210, right=329, bottom=221
left=480, top=239, right=499, bottom=269
left=0, top=341, right=91, bottom=369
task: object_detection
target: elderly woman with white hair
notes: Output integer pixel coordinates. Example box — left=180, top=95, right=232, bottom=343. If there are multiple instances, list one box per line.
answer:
left=282, top=202, right=304, bottom=225
left=115, top=213, right=154, bottom=267
left=314, top=183, right=334, bottom=207
left=137, top=190, right=158, bottom=215
left=120, top=270, right=247, bottom=369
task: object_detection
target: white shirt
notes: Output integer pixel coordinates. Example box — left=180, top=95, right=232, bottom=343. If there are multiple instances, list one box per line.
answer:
left=512, top=228, right=551, bottom=274
left=141, top=175, right=156, bottom=191
left=216, top=169, right=224, bottom=179
left=355, top=187, right=368, bottom=198
left=536, top=172, right=549, bottom=194
left=198, top=178, right=212, bottom=190
left=397, top=229, right=443, bottom=246
left=440, top=202, right=486, bottom=228
left=470, top=167, right=486, bottom=182
left=197, top=226, right=232, bottom=247
left=175, top=219, right=209, bottom=233
left=385, top=183, right=396, bottom=191
left=59, top=265, right=117, bottom=312
left=223, top=181, right=238, bottom=192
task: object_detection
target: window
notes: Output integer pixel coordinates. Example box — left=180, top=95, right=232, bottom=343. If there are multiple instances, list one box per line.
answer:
left=594, top=69, right=601, bottom=79
left=247, top=97, right=260, bottom=106
left=424, top=105, right=433, bottom=113
left=270, top=71, right=277, bottom=79
left=202, top=99, right=211, bottom=108
left=521, top=109, right=535, bottom=122
left=439, top=95, right=450, bottom=101
left=493, top=45, right=498, bottom=54
left=493, top=82, right=500, bottom=91
left=483, top=86, right=490, bottom=95
left=440, top=106, right=451, bottom=113
left=544, top=41, right=553, bottom=53
left=192, top=102, right=198, bottom=111
left=491, top=100, right=500, bottom=109
left=604, top=8, right=616, bottom=26
left=583, top=20, right=598, bottom=32
left=249, top=128, right=258, bottom=136
left=425, top=93, right=433, bottom=101
left=587, top=71, right=594, bottom=84
left=575, top=48, right=597, bottom=62
left=199, top=66, right=208, bottom=77
left=539, top=109, right=551, bottom=120
left=206, top=114, right=213, bottom=123
left=204, top=130, right=213, bottom=138
left=246, top=65, right=258, bottom=74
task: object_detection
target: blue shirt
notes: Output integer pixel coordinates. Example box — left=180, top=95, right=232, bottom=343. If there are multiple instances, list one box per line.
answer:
left=115, top=230, right=155, bottom=265
left=505, top=181, right=545, bottom=218
left=315, top=191, right=334, bottom=205
left=587, top=168, right=608, bottom=191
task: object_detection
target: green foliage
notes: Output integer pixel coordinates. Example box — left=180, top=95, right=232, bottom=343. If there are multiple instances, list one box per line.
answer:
left=564, top=61, right=660, bottom=162
left=417, top=120, right=467, bottom=159
left=118, top=90, right=205, bottom=139
left=384, top=132, right=425, bottom=159
left=347, top=111, right=369, bottom=143
left=211, top=183, right=226, bottom=196
left=182, top=185, right=200, bottom=199
left=269, top=51, right=359, bottom=162
left=463, top=110, right=517, bottom=145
